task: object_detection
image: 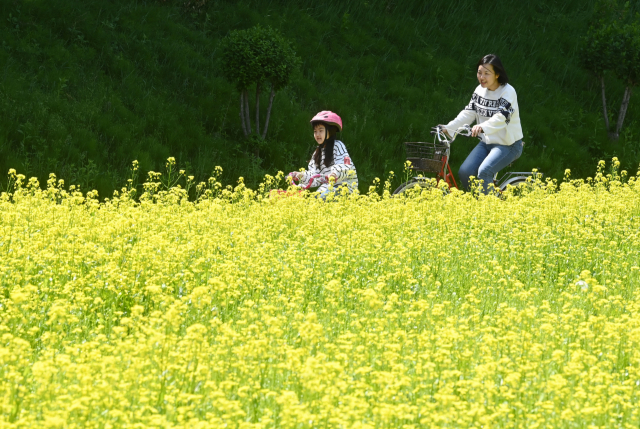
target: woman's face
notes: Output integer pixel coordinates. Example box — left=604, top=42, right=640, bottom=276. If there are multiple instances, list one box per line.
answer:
left=477, top=64, right=500, bottom=90
left=313, top=124, right=326, bottom=145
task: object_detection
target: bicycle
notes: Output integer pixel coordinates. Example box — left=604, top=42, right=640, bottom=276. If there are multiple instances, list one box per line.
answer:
left=269, top=173, right=327, bottom=198
left=393, top=125, right=541, bottom=195
left=288, top=173, right=329, bottom=190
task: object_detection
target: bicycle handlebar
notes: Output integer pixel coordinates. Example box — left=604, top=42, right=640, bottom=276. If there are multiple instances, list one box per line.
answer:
left=430, top=124, right=474, bottom=145
left=288, top=173, right=329, bottom=190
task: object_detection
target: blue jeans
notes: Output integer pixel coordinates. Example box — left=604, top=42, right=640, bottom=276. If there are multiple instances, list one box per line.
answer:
left=459, top=140, right=523, bottom=194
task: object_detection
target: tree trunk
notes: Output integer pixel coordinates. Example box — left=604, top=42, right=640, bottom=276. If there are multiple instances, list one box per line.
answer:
left=600, top=75, right=610, bottom=132
left=262, top=86, right=276, bottom=140
left=255, top=82, right=261, bottom=137
left=239, top=92, right=248, bottom=136
left=614, top=85, right=633, bottom=139
left=244, top=89, right=252, bottom=135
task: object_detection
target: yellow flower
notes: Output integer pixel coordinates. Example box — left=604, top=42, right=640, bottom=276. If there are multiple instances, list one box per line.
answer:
left=0, top=157, right=638, bottom=427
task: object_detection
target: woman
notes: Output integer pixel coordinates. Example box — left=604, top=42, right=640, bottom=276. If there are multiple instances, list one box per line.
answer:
left=290, top=111, right=358, bottom=198
left=444, top=54, right=524, bottom=194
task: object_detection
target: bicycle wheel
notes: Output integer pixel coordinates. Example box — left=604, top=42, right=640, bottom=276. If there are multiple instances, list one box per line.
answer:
left=499, top=177, right=531, bottom=195
left=393, top=179, right=435, bottom=195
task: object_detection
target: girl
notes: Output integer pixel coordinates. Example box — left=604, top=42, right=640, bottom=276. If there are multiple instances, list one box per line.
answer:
left=290, top=111, right=358, bottom=198
left=444, top=54, right=524, bottom=194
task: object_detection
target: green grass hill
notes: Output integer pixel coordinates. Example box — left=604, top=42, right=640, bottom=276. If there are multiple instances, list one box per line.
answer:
left=1, top=0, right=638, bottom=195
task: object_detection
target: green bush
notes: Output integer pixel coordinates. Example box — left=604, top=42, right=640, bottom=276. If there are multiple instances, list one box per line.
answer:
left=220, top=25, right=301, bottom=141
left=580, top=0, right=640, bottom=140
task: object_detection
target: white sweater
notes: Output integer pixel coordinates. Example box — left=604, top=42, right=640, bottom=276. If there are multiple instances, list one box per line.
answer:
left=301, top=140, right=358, bottom=191
left=446, top=84, right=523, bottom=146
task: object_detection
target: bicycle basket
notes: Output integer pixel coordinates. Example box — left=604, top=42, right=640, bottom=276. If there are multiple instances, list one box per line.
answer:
left=404, top=141, right=448, bottom=172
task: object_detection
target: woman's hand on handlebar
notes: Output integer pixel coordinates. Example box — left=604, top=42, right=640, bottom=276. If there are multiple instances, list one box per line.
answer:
left=471, top=125, right=483, bottom=137
left=431, top=125, right=451, bottom=138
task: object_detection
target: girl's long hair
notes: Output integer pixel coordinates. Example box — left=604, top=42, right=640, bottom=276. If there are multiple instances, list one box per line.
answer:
left=478, top=54, right=509, bottom=85
left=311, top=124, right=337, bottom=168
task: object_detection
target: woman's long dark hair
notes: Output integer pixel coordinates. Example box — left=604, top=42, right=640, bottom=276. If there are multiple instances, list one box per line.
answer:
left=311, top=123, right=337, bottom=168
left=478, top=54, right=509, bottom=85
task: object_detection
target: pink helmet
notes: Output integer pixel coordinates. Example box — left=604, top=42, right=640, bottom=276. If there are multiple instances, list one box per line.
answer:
left=310, top=111, right=343, bottom=132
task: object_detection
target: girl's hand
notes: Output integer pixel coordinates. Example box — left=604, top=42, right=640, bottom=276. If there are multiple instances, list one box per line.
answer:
left=288, top=172, right=303, bottom=184
left=471, top=125, right=483, bottom=137
left=327, top=173, right=337, bottom=183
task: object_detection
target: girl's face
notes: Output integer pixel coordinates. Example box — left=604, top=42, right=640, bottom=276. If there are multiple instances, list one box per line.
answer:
left=313, top=124, right=327, bottom=145
left=477, top=64, right=500, bottom=90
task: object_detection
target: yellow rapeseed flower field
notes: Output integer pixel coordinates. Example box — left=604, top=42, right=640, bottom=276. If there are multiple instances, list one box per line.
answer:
left=0, top=159, right=639, bottom=428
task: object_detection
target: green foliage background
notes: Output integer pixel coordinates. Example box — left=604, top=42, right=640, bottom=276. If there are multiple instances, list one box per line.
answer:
left=1, top=0, right=639, bottom=195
